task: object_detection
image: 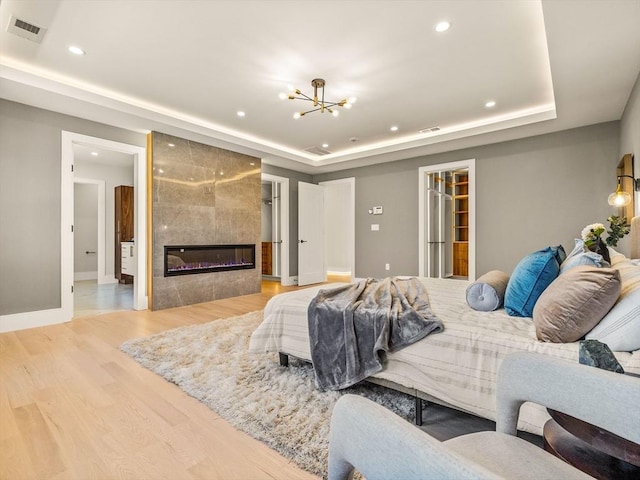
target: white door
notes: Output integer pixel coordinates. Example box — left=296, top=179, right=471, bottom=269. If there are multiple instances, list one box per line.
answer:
left=298, top=182, right=326, bottom=286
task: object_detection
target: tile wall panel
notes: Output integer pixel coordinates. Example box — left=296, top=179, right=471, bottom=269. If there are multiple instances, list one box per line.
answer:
left=151, top=132, right=261, bottom=309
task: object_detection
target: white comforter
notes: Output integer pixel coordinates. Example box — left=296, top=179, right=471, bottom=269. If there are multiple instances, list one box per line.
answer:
left=249, top=277, right=639, bottom=435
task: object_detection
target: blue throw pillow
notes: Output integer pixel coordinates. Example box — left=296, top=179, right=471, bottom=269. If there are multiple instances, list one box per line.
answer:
left=504, top=247, right=560, bottom=317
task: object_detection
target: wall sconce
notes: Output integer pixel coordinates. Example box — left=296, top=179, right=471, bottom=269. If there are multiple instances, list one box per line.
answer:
left=608, top=175, right=640, bottom=207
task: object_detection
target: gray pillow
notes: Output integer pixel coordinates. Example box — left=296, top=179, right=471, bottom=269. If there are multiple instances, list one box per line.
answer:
left=466, top=270, right=510, bottom=311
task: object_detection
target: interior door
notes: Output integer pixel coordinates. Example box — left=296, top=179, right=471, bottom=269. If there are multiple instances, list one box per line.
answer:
left=426, top=173, right=452, bottom=278
left=298, top=182, right=326, bottom=286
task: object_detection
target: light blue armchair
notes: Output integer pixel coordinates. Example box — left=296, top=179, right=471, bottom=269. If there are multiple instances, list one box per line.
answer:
left=328, top=352, right=640, bottom=480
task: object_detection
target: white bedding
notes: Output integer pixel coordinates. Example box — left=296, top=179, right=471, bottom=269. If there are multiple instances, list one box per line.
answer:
left=249, top=277, right=639, bottom=435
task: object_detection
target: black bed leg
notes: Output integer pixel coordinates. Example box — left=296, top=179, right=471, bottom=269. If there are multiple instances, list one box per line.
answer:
left=279, top=353, right=289, bottom=367
left=415, top=396, right=423, bottom=426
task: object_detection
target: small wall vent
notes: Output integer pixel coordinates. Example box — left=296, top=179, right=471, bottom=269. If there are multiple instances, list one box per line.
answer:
left=419, top=126, right=441, bottom=134
left=304, top=145, right=332, bottom=156
left=7, top=15, right=47, bottom=43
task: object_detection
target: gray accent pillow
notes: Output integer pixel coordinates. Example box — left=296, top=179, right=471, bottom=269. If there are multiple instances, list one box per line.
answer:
left=466, top=270, right=510, bottom=311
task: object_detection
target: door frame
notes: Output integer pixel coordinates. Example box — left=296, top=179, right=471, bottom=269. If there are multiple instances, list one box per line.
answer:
left=418, top=159, right=476, bottom=280
left=261, top=173, right=292, bottom=286
left=73, top=178, right=108, bottom=282
left=63, top=132, right=148, bottom=320
left=319, top=177, right=355, bottom=278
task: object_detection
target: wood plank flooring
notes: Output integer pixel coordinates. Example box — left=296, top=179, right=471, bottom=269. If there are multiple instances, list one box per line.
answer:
left=1, top=276, right=541, bottom=479
left=1, top=280, right=323, bottom=480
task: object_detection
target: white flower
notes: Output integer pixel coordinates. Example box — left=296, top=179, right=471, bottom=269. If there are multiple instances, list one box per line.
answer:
left=581, top=223, right=605, bottom=242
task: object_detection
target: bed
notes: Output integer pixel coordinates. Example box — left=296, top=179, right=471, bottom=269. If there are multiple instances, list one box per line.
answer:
left=249, top=231, right=640, bottom=436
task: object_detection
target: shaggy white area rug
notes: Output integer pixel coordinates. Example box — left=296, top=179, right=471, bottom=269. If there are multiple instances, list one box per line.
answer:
left=120, top=310, right=415, bottom=478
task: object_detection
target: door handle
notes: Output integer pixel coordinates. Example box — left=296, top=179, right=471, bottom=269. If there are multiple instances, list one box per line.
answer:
left=299, top=239, right=307, bottom=243
left=272, top=241, right=283, bottom=244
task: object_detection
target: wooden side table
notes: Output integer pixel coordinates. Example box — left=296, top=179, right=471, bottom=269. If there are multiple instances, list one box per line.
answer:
left=543, top=409, right=640, bottom=479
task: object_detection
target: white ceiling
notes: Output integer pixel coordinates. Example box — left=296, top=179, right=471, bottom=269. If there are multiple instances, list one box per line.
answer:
left=1, top=0, right=639, bottom=174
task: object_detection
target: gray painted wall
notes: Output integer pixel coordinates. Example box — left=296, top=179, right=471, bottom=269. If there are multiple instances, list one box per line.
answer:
left=313, top=122, right=621, bottom=278
left=619, top=72, right=639, bottom=224
left=0, top=99, right=145, bottom=316
left=74, top=183, right=99, bottom=276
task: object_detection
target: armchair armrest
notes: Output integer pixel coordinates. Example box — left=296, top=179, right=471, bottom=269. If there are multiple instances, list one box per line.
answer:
left=496, top=352, right=640, bottom=443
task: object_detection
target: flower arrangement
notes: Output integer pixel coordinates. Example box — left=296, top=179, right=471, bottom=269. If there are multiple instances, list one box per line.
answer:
left=582, top=216, right=630, bottom=248
left=581, top=223, right=605, bottom=248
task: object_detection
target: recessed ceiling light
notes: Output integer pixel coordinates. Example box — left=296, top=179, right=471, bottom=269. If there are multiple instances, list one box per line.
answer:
left=168, top=143, right=175, bottom=147
left=390, top=126, right=399, bottom=132
left=485, top=100, right=497, bottom=108
left=90, top=151, right=98, bottom=156
left=435, top=21, right=451, bottom=33
left=68, top=45, right=85, bottom=55
left=322, top=143, right=329, bottom=148
left=237, top=111, right=246, bottom=117
left=158, top=168, right=164, bottom=174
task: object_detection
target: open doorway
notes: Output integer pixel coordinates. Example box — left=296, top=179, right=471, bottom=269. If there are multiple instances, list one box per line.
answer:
left=261, top=173, right=291, bottom=286
left=320, top=178, right=355, bottom=283
left=73, top=145, right=135, bottom=317
left=61, top=132, right=147, bottom=322
left=418, top=159, right=476, bottom=281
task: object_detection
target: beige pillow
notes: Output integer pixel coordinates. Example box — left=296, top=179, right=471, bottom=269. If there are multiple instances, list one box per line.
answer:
left=533, top=266, right=621, bottom=343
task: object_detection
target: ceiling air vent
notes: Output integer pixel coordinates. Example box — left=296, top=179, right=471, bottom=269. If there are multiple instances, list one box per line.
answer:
left=304, top=146, right=332, bottom=156
left=7, top=15, right=47, bottom=43
left=419, top=126, right=441, bottom=134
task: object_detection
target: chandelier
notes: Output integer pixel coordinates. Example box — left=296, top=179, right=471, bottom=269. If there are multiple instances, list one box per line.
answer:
left=284, top=78, right=355, bottom=118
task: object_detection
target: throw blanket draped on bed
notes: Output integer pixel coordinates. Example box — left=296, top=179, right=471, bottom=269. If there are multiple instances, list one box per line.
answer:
left=308, top=277, right=443, bottom=390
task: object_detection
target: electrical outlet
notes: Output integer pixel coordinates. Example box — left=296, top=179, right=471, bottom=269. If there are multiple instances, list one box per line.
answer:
left=385, top=263, right=390, bottom=271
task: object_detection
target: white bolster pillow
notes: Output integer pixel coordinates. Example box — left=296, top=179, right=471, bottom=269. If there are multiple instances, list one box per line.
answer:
left=466, top=270, right=510, bottom=311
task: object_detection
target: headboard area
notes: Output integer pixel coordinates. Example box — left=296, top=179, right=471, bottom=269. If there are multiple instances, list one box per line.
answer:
left=631, top=216, right=639, bottom=259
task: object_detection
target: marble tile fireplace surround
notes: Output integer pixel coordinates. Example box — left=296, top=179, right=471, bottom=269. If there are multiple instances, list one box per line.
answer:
left=151, top=132, right=261, bottom=310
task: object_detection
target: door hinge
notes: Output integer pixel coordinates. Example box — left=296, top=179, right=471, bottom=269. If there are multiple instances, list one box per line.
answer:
left=71, top=225, right=74, bottom=232
left=71, top=285, right=74, bottom=293
left=71, top=164, right=74, bottom=172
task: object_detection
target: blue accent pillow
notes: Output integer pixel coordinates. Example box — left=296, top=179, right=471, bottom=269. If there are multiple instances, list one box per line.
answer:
left=504, top=247, right=560, bottom=317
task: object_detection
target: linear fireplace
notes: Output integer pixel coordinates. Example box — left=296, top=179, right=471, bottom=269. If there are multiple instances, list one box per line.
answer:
left=164, top=244, right=256, bottom=277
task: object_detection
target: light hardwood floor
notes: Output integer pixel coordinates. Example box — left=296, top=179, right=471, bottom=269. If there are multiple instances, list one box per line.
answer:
left=73, top=280, right=134, bottom=318
left=2, top=276, right=539, bottom=479
left=1, top=279, right=330, bottom=480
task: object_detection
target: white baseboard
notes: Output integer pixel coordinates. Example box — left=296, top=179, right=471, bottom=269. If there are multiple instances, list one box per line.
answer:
left=98, top=275, right=118, bottom=285
left=74, top=271, right=98, bottom=281
left=0, top=307, right=70, bottom=333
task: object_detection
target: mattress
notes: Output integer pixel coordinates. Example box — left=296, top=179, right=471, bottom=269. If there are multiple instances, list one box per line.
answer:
left=249, top=277, right=638, bottom=435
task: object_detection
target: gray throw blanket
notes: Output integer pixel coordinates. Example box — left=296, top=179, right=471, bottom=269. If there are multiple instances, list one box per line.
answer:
left=308, top=277, right=443, bottom=391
